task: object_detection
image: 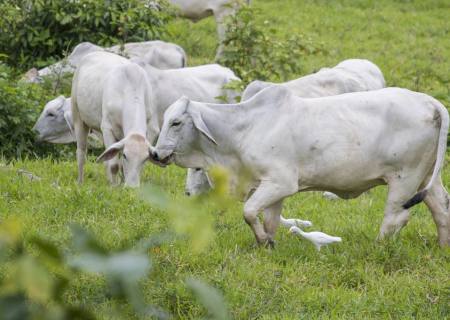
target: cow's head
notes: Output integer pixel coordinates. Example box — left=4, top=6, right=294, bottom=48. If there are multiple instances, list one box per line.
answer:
left=97, top=133, right=153, bottom=188
left=185, top=168, right=211, bottom=196
left=33, top=96, right=74, bottom=144
left=151, top=96, right=217, bottom=169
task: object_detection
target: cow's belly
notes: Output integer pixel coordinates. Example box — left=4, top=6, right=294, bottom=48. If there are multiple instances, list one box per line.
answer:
left=296, top=126, right=437, bottom=194
left=299, top=176, right=386, bottom=198
left=76, top=88, right=103, bottom=130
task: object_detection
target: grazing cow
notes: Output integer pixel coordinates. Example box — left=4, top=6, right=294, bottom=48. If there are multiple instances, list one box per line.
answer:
left=95, top=63, right=156, bottom=187
left=151, top=86, right=450, bottom=247
left=32, top=96, right=103, bottom=145
left=186, top=59, right=386, bottom=197
left=168, top=0, right=250, bottom=58
left=26, top=40, right=187, bottom=83
left=72, top=51, right=239, bottom=187
left=242, top=59, right=385, bottom=101
left=32, top=96, right=74, bottom=144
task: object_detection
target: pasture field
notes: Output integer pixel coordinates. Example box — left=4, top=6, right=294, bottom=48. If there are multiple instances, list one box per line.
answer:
left=1, top=0, right=450, bottom=319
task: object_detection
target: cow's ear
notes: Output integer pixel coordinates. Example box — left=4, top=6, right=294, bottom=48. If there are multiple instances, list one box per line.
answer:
left=63, top=110, right=74, bottom=137
left=97, top=140, right=124, bottom=162
left=190, top=108, right=217, bottom=145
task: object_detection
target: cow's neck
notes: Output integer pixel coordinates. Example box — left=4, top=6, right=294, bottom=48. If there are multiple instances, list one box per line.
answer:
left=192, top=102, right=254, bottom=167
left=122, top=98, right=147, bottom=137
left=142, top=64, right=165, bottom=115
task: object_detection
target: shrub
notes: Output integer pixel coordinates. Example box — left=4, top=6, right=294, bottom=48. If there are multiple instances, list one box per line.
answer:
left=0, top=63, right=71, bottom=159
left=218, top=4, right=325, bottom=92
left=0, top=0, right=173, bottom=70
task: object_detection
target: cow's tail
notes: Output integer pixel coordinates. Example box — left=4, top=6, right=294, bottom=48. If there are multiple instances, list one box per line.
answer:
left=403, top=98, right=449, bottom=209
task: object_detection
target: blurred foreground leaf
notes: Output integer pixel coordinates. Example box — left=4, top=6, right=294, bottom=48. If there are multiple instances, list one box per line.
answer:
left=141, top=184, right=215, bottom=253
left=187, top=278, right=230, bottom=320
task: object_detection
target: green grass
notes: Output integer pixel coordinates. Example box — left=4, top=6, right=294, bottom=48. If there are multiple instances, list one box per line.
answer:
left=2, top=0, right=450, bottom=318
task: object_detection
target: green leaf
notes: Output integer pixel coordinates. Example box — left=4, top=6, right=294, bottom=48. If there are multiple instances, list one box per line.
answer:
left=186, top=278, right=230, bottom=320
left=30, top=236, right=62, bottom=263
left=69, top=251, right=151, bottom=282
left=69, top=224, right=107, bottom=254
left=0, top=294, right=29, bottom=320
left=18, top=256, right=54, bottom=304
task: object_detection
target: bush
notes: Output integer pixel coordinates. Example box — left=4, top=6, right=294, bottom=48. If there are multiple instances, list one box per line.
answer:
left=0, top=0, right=173, bottom=70
left=0, top=63, right=71, bottom=159
left=218, top=4, right=325, bottom=92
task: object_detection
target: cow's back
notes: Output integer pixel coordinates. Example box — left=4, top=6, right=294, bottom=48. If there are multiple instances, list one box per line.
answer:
left=335, top=59, right=386, bottom=90
left=239, top=87, right=442, bottom=190
left=153, top=64, right=239, bottom=108
left=72, top=52, right=129, bottom=130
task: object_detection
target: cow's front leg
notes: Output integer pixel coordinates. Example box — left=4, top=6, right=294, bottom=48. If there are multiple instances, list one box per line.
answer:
left=101, top=126, right=121, bottom=185
left=73, top=114, right=89, bottom=184
left=263, top=200, right=283, bottom=247
left=244, top=180, right=297, bottom=246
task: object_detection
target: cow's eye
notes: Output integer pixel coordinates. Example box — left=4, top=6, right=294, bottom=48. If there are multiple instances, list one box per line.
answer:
left=47, top=112, right=56, bottom=118
left=171, top=120, right=181, bottom=127
left=123, top=154, right=127, bottom=160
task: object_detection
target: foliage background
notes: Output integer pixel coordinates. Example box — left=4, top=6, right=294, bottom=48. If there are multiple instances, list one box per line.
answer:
left=0, top=0, right=172, bottom=70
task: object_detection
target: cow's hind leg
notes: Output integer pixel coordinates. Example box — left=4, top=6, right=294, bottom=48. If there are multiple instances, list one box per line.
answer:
left=244, top=181, right=296, bottom=246
left=424, top=177, right=450, bottom=246
left=379, top=178, right=422, bottom=239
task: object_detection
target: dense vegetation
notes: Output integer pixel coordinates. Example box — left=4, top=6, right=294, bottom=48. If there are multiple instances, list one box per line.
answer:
left=1, top=0, right=449, bottom=319
left=0, top=0, right=173, bottom=69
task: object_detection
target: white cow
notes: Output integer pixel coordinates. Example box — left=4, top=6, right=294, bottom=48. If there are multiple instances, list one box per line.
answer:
left=186, top=59, right=386, bottom=196
left=72, top=51, right=239, bottom=187
left=94, top=63, right=156, bottom=187
left=168, top=0, right=250, bottom=58
left=242, top=59, right=386, bottom=101
left=151, top=86, right=450, bottom=247
left=26, top=40, right=187, bottom=83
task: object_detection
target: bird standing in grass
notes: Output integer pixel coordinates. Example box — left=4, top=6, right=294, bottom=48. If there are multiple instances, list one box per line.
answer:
left=289, top=226, right=342, bottom=251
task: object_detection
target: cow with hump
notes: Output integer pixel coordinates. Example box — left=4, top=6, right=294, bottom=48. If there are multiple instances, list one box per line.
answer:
left=187, top=58, right=387, bottom=197
left=151, top=86, right=450, bottom=247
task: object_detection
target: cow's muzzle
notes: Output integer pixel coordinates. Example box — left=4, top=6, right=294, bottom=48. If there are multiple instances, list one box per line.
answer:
left=32, top=126, right=44, bottom=141
left=150, top=149, right=173, bottom=166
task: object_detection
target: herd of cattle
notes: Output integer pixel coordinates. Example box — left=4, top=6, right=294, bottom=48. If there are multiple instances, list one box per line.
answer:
left=30, top=1, right=449, bottom=248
